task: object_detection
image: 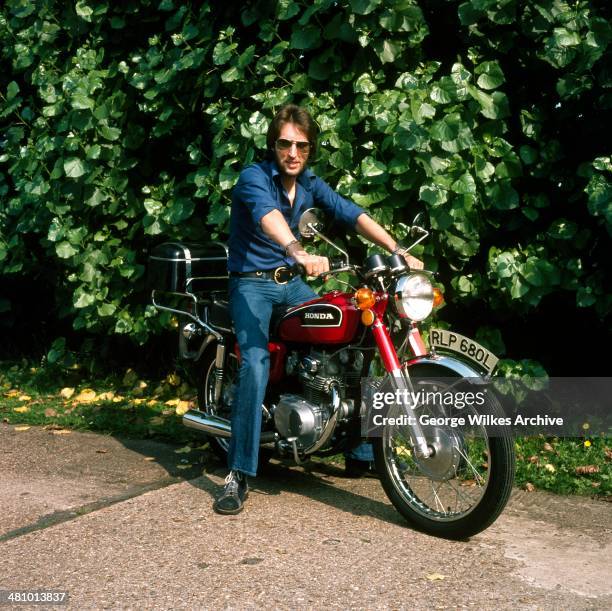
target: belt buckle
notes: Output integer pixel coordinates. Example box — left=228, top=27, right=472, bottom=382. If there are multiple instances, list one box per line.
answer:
left=273, top=266, right=290, bottom=284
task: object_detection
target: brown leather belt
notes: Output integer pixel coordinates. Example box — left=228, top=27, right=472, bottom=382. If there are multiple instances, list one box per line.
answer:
left=229, top=266, right=297, bottom=285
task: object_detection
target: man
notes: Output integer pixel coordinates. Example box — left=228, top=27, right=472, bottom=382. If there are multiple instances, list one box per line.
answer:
left=213, top=104, right=422, bottom=514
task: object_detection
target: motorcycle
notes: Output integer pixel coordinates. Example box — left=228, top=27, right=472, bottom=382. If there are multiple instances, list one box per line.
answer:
left=148, top=209, right=514, bottom=539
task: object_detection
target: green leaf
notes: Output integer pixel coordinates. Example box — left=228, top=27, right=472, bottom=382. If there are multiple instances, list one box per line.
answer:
left=98, top=125, right=121, bottom=141
left=7, top=81, right=20, bottom=101
left=475, top=61, right=505, bottom=90
left=354, top=73, right=377, bottom=94
left=553, top=28, right=581, bottom=47
left=361, top=156, right=387, bottom=178
left=71, top=95, right=95, bottom=110
left=219, top=165, right=239, bottom=190
left=74, top=292, right=95, bottom=308
left=290, top=26, right=321, bottom=50
left=144, top=199, right=163, bottom=215
left=98, top=303, right=117, bottom=317
left=488, top=182, right=519, bottom=210
left=75, top=1, right=94, bottom=21
left=374, top=39, right=402, bottom=64
left=350, top=0, right=381, bottom=15
left=63, top=158, right=86, bottom=179
left=451, top=172, right=476, bottom=195
left=221, top=66, right=240, bottom=82
left=56, top=242, right=78, bottom=259
left=213, top=41, right=238, bottom=66
left=419, top=184, right=448, bottom=206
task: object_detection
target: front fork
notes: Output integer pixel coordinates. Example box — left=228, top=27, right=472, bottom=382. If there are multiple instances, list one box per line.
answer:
left=371, top=317, right=432, bottom=459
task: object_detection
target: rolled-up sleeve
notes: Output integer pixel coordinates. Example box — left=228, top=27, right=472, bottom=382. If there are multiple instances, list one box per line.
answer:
left=233, top=165, right=280, bottom=225
left=311, top=176, right=365, bottom=228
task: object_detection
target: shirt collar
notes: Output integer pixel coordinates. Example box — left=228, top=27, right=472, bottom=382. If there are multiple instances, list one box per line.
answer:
left=268, top=159, right=314, bottom=191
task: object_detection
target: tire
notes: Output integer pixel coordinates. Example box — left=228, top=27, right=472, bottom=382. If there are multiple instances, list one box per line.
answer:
left=373, top=374, right=514, bottom=539
left=196, top=345, right=273, bottom=470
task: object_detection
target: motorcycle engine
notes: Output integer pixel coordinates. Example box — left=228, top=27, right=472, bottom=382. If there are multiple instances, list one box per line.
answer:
left=274, top=349, right=363, bottom=450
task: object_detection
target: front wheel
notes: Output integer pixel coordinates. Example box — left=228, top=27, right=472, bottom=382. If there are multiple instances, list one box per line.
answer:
left=373, top=376, right=514, bottom=539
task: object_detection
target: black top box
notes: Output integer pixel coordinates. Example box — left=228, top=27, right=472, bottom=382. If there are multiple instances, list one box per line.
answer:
left=148, top=241, right=228, bottom=294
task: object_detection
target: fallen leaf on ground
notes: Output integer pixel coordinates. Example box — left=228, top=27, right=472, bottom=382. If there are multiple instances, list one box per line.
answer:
left=149, top=416, right=164, bottom=426
left=604, top=448, right=612, bottom=461
left=426, top=573, right=445, bottom=581
left=52, top=429, right=71, bottom=435
left=96, top=449, right=108, bottom=454
left=176, top=464, right=192, bottom=470
left=544, top=463, right=555, bottom=473
left=575, top=465, right=600, bottom=475
left=44, top=423, right=64, bottom=430
left=524, top=482, right=535, bottom=492
left=175, top=400, right=190, bottom=416
left=543, top=442, right=555, bottom=453
left=60, top=387, right=75, bottom=399
left=147, top=399, right=158, bottom=406
left=18, top=394, right=32, bottom=401
left=14, top=425, right=30, bottom=431
left=97, top=391, right=115, bottom=401
left=165, top=398, right=180, bottom=406
left=6, top=389, right=20, bottom=397
left=13, top=406, right=30, bottom=413
left=144, top=456, right=155, bottom=461
left=175, top=445, right=192, bottom=454
left=44, top=408, right=57, bottom=418
left=132, top=398, right=146, bottom=405
left=74, top=388, right=97, bottom=403
left=528, top=455, right=539, bottom=464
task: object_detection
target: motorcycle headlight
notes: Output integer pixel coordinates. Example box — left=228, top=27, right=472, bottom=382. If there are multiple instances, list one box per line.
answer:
left=394, top=273, right=434, bottom=321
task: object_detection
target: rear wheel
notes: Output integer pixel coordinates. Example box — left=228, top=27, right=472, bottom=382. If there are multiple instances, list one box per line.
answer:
left=373, top=375, right=514, bottom=539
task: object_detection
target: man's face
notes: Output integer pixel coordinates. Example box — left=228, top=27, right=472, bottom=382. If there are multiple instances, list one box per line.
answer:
left=274, top=122, right=310, bottom=178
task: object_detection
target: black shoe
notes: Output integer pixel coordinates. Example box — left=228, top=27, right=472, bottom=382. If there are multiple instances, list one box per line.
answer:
left=213, top=470, right=249, bottom=515
left=344, top=457, right=379, bottom=479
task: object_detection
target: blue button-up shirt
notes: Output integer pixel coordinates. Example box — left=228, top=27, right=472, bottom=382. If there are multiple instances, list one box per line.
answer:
left=228, top=159, right=364, bottom=272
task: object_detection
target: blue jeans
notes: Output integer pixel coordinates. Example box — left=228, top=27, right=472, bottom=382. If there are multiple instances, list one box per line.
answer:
left=228, top=275, right=318, bottom=476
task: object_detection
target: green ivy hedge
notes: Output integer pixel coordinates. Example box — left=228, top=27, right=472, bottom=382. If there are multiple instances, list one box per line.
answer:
left=0, top=0, right=610, bottom=370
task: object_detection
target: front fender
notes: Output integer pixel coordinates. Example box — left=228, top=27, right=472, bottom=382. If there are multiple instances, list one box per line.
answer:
left=406, top=354, right=489, bottom=383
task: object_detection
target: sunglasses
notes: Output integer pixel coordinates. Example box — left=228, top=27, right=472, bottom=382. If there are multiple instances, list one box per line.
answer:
left=275, top=138, right=311, bottom=153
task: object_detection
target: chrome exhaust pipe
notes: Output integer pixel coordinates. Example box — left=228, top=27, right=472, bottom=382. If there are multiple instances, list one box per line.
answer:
left=183, top=410, right=278, bottom=444
left=183, top=410, right=231, bottom=438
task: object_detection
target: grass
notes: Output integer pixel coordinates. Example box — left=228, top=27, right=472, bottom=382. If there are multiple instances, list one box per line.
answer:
left=0, top=360, right=202, bottom=445
left=1, top=360, right=610, bottom=497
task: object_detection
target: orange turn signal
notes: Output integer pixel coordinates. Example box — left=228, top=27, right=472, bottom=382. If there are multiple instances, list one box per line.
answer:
left=433, top=287, right=444, bottom=308
left=361, top=309, right=375, bottom=326
left=354, top=287, right=376, bottom=310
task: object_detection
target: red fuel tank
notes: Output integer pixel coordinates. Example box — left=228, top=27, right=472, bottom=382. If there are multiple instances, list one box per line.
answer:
left=277, top=291, right=361, bottom=344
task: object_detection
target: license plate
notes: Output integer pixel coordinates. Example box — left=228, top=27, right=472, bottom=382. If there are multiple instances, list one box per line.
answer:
left=429, top=329, right=499, bottom=374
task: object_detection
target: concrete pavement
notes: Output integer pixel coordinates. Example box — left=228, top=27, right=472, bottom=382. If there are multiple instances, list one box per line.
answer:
left=1, top=423, right=610, bottom=610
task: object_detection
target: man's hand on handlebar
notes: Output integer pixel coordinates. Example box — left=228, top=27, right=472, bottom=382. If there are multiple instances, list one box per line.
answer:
left=394, top=246, right=424, bottom=270
left=292, top=249, right=330, bottom=277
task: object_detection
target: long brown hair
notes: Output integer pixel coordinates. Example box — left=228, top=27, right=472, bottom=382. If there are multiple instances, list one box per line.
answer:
left=266, top=104, right=318, bottom=159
